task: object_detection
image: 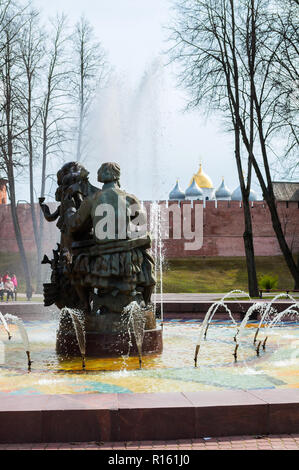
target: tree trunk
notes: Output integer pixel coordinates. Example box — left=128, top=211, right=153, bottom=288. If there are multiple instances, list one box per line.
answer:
left=7, top=165, right=33, bottom=300
left=242, top=197, right=259, bottom=297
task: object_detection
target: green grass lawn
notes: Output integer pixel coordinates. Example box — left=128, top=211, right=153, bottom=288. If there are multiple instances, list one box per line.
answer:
left=161, top=256, right=297, bottom=293
left=0, top=252, right=297, bottom=295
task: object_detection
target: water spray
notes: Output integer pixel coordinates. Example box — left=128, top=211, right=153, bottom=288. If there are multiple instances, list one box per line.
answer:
left=0, top=312, right=11, bottom=340
left=5, top=314, right=31, bottom=370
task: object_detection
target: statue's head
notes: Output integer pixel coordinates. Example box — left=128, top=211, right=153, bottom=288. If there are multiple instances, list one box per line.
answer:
left=56, top=162, right=89, bottom=201
left=57, top=162, right=89, bottom=186
left=98, top=162, right=121, bottom=185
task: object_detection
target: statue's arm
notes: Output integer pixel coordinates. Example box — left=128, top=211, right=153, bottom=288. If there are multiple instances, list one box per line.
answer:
left=64, top=197, right=92, bottom=233
left=39, top=198, right=60, bottom=222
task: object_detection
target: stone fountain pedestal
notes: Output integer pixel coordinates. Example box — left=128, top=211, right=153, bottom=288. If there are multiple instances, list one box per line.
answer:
left=56, top=310, right=163, bottom=358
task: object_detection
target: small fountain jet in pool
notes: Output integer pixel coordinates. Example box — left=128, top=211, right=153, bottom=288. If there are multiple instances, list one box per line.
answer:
left=194, top=291, right=299, bottom=365
left=4, top=314, right=32, bottom=370
left=194, top=290, right=247, bottom=367
left=61, top=308, right=86, bottom=370
left=0, top=312, right=12, bottom=341
left=40, top=162, right=162, bottom=368
left=253, top=293, right=298, bottom=346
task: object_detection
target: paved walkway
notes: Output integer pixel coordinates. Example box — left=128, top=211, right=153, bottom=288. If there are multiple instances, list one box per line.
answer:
left=1, top=435, right=298, bottom=450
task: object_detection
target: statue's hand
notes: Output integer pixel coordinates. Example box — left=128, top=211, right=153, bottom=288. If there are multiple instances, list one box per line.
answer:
left=39, top=197, right=45, bottom=207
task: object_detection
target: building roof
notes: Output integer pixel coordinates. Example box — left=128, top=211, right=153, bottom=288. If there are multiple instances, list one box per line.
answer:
left=215, top=178, right=231, bottom=199
left=185, top=178, right=203, bottom=198
left=273, top=182, right=299, bottom=201
left=231, top=185, right=258, bottom=202
left=169, top=181, right=186, bottom=200
left=191, top=164, right=213, bottom=189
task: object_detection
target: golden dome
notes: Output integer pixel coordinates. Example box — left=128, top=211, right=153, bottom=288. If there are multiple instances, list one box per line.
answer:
left=190, top=164, right=213, bottom=189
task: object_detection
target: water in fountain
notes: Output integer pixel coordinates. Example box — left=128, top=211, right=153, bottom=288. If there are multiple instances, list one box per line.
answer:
left=61, top=308, right=86, bottom=370
left=124, top=301, right=146, bottom=369
left=194, top=291, right=247, bottom=366
left=254, top=293, right=299, bottom=345
left=204, top=290, right=251, bottom=340
left=233, top=302, right=267, bottom=359
left=258, top=302, right=299, bottom=352
left=150, top=201, right=164, bottom=327
left=0, top=311, right=11, bottom=340
left=4, top=314, right=31, bottom=369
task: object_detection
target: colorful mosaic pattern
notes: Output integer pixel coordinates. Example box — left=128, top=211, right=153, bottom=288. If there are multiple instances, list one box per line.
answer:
left=0, top=319, right=298, bottom=395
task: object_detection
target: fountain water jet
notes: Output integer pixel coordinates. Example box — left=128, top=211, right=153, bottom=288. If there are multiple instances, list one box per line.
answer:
left=259, top=303, right=299, bottom=352
left=124, top=301, right=146, bottom=369
left=61, top=308, right=86, bottom=370
left=0, top=312, right=11, bottom=340
left=4, top=314, right=31, bottom=370
left=194, top=291, right=243, bottom=367
left=254, top=293, right=298, bottom=345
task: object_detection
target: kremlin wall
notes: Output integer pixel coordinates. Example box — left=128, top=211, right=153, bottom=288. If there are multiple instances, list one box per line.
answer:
left=0, top=167, right=298, bottom=258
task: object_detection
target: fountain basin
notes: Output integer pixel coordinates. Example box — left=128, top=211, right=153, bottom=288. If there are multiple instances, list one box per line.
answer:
left=56, top=328, right=163, bottom=357
left=0, top=310, right=298, bottom=443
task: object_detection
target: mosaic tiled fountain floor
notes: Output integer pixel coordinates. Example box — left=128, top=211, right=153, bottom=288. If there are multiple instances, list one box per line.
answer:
left=0, top=318, right=298, bottom=395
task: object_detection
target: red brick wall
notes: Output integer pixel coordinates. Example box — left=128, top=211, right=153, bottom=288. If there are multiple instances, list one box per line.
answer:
left=0, top=200, right=298, bottom=257
left=0, top=203, right=59, bottom=255
left=143, top=200, right=299, bottom=257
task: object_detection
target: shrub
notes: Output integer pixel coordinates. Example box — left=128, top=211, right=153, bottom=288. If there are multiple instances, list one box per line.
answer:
left=259, top=274, right=278, bottom=291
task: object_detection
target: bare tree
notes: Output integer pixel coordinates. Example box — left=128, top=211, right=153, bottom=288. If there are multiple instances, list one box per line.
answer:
left=169, top=0, right=299, bottom=289
left=36, top=14, right=71, bottom=292
left=0, top=0, right=33, bottom=298
left=239, top=0, right=299, bottom=288
left=70, top=15, right=110, bottom=162
left=18, top=9, right=44, bottom=282
left=267, top=0, right=299, bottom=177
left=169, top=0, right=259, bottom=296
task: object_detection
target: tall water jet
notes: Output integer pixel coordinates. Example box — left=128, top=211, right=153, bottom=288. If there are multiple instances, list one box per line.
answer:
left=150, top=201, right=164, bottom=327
left=5, top=314, right=31, bottom=370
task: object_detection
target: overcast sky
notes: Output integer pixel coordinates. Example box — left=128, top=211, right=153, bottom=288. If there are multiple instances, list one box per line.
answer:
left=22, top=0, right=270, bottom=201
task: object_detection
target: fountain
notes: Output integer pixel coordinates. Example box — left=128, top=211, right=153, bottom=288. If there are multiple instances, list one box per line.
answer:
left=39, top=161, right=163, bottom=366
left=0, top=165, right=297, bottom=406
left=194, top=291, right=299, bottom=366
left=3, top=314, right=32, bottom=370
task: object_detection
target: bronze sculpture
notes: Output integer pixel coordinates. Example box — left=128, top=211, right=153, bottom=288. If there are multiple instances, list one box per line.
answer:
left=40, top=162, right=162, bottom=359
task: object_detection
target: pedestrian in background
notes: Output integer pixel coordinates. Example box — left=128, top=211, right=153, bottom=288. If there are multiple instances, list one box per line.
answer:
left=4, top=277, right=14, bottom=302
